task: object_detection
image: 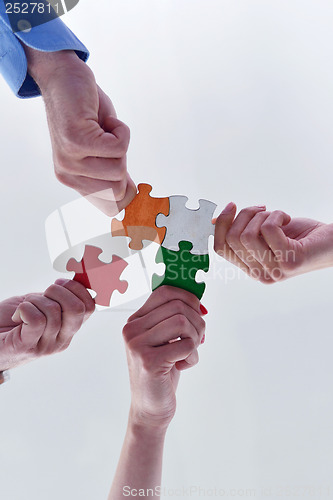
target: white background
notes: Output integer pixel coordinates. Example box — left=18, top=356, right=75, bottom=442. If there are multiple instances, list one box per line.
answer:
left=1, top=1, right=333, bottom=499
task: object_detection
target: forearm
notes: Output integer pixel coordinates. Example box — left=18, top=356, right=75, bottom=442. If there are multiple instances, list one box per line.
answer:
left=108, top=410, right=167, bottom=499
left=23, top=45, right=79, bottom=91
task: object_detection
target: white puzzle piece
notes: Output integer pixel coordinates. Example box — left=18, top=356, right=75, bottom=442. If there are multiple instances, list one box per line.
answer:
left=156, top=196, right=217, bottom=255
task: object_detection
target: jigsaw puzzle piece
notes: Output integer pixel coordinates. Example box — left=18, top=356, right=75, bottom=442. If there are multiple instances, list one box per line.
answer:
left=66, top=245, right=128, bottom=307
left=156, top=196, right=217, bottom=255
left=111, top=183, right=170, bottom=250
left=108, top=253, right=151, bottom=309
left=53, top=233, right=132, bottom=273
left=97, top=241, right=166, bottom=310
left=152, top=241, right=209, bottom=300
left=139, top=240, right=166, bottom=282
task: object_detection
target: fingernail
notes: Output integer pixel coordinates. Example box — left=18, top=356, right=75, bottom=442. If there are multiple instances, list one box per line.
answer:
left=200, top=334, right=206, bottom=344
left=11, top=308, right=21, bottom=323
left=257, top=205, right=266, bottom=209
left=223, top=202, right=235, bottom=214
left=55, top=279, right=69, bottom=286
left=200, top=304, right=208, bottom=315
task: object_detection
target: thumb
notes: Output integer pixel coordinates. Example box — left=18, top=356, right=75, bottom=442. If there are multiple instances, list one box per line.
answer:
left=11, top=306, right=24, bottom=324
left=214, top=202, right=237, bottom=254
left=89, top=116, right=131, bottom=159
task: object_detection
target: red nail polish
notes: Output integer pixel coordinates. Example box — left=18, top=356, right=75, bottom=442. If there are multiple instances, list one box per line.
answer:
left=201, top=334, right=206, bottom=344
left=200, top=304, right=208, bottom=315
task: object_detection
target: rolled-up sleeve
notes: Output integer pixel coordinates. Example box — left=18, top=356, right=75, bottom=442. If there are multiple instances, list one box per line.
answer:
left=0, top=1, right=89, bottom=98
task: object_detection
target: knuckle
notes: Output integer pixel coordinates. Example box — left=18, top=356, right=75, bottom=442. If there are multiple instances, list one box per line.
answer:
left=239, top=230, right=253, bottom=246
left=118, top=124, right=131, bottom=151
left=156, top=285, right=172, bottom=301
left=185, top=337, right=195, bottom=352
left=57, top=341, right=72, bottom=353
left=69, top=300, right=86, bottom=316
left=54, top=169, right=72, bottom=187
left=239, top=207, right=258, bottom=217
left=44, top=284, right=58, bottom=296
left=113, top=179, right=127, bottom=200
left=272, top=210, right=284, bottom=217
left=47, top=302, right=62, bottom=317
left=261, top=221, right=275, bottom=232
left=199, top=317, right=206, bottom=335
left=54, top=155, right=75, bottom=175
left=175, top=314, right=188, bottom=330
left=172, top=299, right=186, bottom=316
left=32, top=313, right=47, bottom=329
left=122, top=321, right=133, bottom=340
left=24, top=293, right=39, bottom=302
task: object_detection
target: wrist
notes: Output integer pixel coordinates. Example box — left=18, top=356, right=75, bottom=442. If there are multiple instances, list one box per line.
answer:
left=23, top=46, right=79, bottom=91
left=128, top=407, right=170, bottom=440
left=327, top=224, right=333, bottom=267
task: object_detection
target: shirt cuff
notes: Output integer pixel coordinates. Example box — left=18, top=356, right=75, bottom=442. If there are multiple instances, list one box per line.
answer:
left=0, top=5, right=89, bottom=98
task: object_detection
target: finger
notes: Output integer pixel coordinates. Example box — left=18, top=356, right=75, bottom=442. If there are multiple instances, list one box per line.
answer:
left=56, top=171, right=128, bottom=201
left=52, top=279, right=95, bottom=320
left=153, top=338, right=196, bottom=366
left=226, top=206, right=271, bottom=279
left=240, top=211, right=279, bottom=278
left=85, top=116, right=130, bottom=159
left=175, top=349, right=199, bottom=371
left=214, top=202, right=237, bottom=254
left=213, top=203, right=257, bottom=274
left=7, top=302, right=46, bottom=350
left=129, top=286, right=202, bottom=321
left=260, top=211, right=292, bottom=258
left=43, top=283, right=92, bottom=346
left=84, top=175, right=137, bottom=217
left=66, top=156, right=127, bottom=182
left=22, top=294, right=62, bottom=352
left=141, top=314, right=203, bottom=348
left=97, top=85, right=117, bottom=123
left=228, top=206, right=267, bottom=240
left=124, top=299, right=205, bottom=342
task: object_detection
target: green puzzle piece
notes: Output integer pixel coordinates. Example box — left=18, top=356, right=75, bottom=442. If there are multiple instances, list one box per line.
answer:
left=152, top=241, right=209, bottom=300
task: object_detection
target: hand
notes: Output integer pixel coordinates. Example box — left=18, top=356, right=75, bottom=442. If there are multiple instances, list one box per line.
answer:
left=123, top=286, right=206, bottom=430
left=0, top=279, right=95, bottom=372
left=214, top=203, right=333, bottom=283
left=25, top=48, right=137, bottom=216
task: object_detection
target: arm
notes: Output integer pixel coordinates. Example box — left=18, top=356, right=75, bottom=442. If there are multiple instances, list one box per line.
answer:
left=0, top=5, right=136, bottom=215
left=24, top=45, right=136, bottom=216
left=0, top=1, right=88, bottom=98
left=214, top=203, right=333, bottom=283
left=0, top=279, right=95, bottom=374
left=109, top=286, right=207, bottom=499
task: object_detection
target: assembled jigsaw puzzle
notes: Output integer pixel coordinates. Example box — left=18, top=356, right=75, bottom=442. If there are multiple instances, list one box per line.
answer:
left=46, top=183, right=217, bottom=308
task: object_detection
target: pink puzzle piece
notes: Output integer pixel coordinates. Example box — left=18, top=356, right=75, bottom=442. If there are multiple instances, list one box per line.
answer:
left=66, top=245, right=128, bottom=307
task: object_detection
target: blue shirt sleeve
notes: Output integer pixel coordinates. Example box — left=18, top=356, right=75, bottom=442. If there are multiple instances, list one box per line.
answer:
left=0, top=1, right=89, bottom=98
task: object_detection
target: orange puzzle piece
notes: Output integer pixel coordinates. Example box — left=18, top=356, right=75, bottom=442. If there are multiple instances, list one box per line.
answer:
left=111, top=183, right=170, bottom=250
